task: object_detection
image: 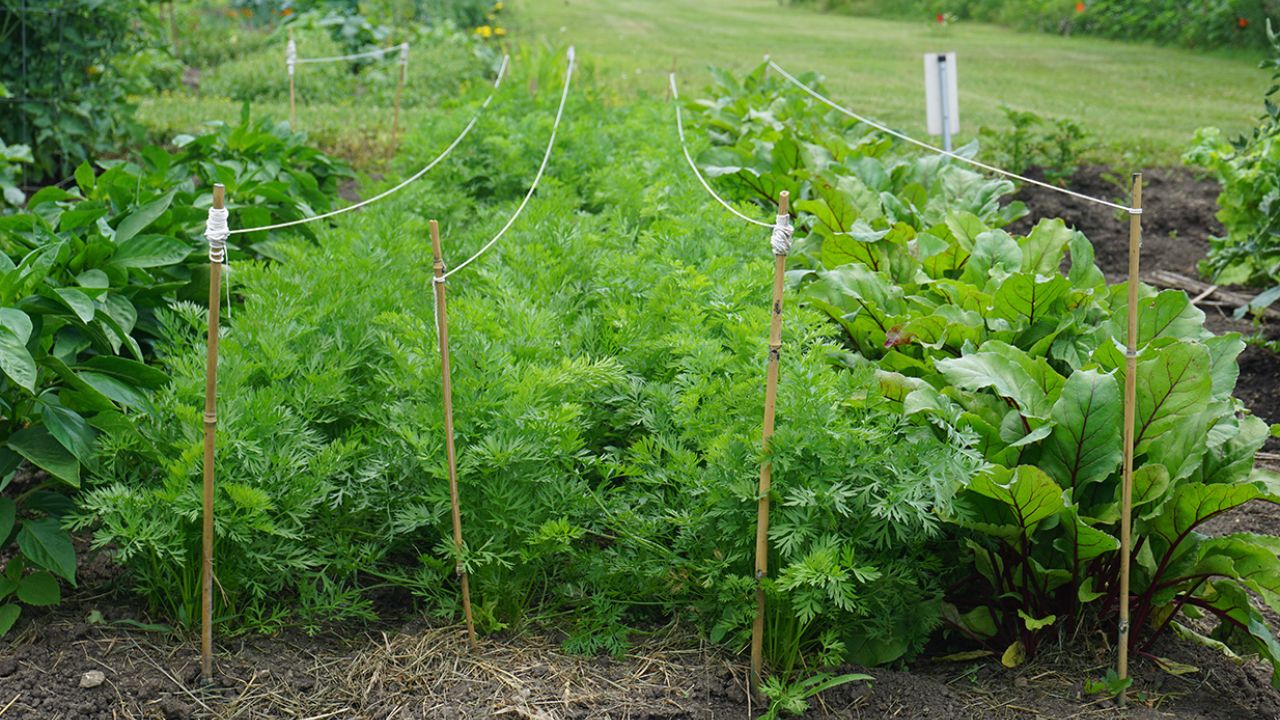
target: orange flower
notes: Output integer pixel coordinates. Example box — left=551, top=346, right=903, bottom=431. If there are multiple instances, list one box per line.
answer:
left=1239, top=17, right=1250, bottom=29
left=283, top=7, right=293, bottom=15
left=1075, top=2, right=1085, bottom=12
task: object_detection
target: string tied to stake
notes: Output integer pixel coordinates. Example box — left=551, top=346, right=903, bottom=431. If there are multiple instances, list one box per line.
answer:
left=286, top=38, right=297, bottom=76
left=205, top=207, right=229, bottom=263
left=205, top=205, right=232, bottom=319
left=770, top=214, right=793, bottom=256
left=399, top=42, right=409, bottom=71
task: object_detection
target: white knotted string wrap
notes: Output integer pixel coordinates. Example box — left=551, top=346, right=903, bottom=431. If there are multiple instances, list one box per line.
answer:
left=399, top=42, right=409, bottom=73
left=204, top=206, right=232, bottom=319
left=771, top=214, right=793, bottom=256
left=286, top=38, right=297, bottom=77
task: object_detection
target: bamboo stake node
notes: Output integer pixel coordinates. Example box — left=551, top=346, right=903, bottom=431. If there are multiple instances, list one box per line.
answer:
left=200, top=184, right=226, bottom=683
left=1117, top=172, right=1142, bottom=703
left=750, top=191, right=790, bottom=693
left=430, top=220, right=478, bottom=648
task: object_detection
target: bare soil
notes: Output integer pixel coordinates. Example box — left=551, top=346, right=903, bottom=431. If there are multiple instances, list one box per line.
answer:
left=3, top=166, right=1279, bottom=719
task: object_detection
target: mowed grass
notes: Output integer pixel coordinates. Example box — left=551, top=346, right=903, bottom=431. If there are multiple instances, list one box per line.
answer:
left=513, top=0, right=1268, bottom=166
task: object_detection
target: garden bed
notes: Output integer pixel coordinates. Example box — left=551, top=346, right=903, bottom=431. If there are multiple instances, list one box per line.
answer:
left=3, top=161, right=1280, bottom=719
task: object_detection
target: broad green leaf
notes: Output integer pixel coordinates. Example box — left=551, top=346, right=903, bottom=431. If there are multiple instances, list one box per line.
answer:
left=111, top=234, right=191, bottom=268
left=0, top=604, right=18, bottom=636
left=1135, top=341, right=1212, bottom=450
left=1133, top=463, right=1172, bottom=519
left=960, top=229, right=1021, bottom=287
left=1040, top=369, right=1122, bottom=492
left=113, top=189, right=175, bottom=244
left=53, top=287, right=95, bottom=323
left=0, top=497, right=13, bottom=542
left=1018, top=610, right=1057, bottom=631
left=992, top=272, right=1069, bottom=326
left=1001, top=640, right=1026, bottom=668
left=40, top=401, right=96, bottom=464
left=1109, top=289, right=1207, bottom=347
left=78, top=356, right=170, bottom=389
left=16, top=571, right=59, bottom=606
left=1056, top=506, right=1119, bottom=563
left=946, top=211, right=987, bottom=250
left=1067, top=230, right=1106, bottom=290
left=1145, top=482, right=1276, bottom=544
left=0, top=327, right=36, bottom=393
left=1204, top=334, right=1245, bottom=400
left=954, top=465, right=1065, bottom=539
left=936, top=341, right=1065, bottom=419
left=0, top=308, right=32, bottom=343
left=16, top=517, right=76, bottom=583
left=1019, top=219, right=1073, bottom=275
left=79, top=371, right=154, bottom=413
left=7, top=426, right=79, bottom=487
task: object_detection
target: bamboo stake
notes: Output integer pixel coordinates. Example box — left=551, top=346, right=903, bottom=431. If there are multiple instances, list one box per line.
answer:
left=287, top=28, right=297, bottom=131
left=750, top=191, right=790, bottom=692
left=392, top=43, right=407, bottom=146
left=200, top=184, right=226, bottom=683
left=1117, top=172, right=1142, bottom=698
left=430, top=220, right=477, bottom=648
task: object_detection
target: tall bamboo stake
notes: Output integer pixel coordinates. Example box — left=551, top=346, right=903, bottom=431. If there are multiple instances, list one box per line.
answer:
left=750, top=191, right=790, bottom=691
left=167, top=1, right=180, bottom=58
left=287, top=28, right=297, bottom=130
left=200, top=184, right=226, bottom=682
left=1117, top=172, right=1142, bottom=696
left=430, top=220, right=477, bottom=647
left=392, top=43, right=407, bottom=145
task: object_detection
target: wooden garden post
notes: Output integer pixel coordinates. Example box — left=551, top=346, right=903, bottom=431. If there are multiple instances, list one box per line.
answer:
left=1117, top=172, right=1142, bottom=696
left=430, top=220, right=478, bottom=648
left=287, top=28, right=297, bottom=130
left=200, top=184, right=227, bottom=682
left=751, top=191, right=791, bottom=691
left=393, top=43, right=408, bottom=145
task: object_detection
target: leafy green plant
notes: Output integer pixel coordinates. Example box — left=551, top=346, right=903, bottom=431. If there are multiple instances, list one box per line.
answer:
left=0, top=134, right=31, bottom=209
left=0, top=0, right=169, bottom=182
left=1186, top=20, right=1280, bottom=294
left=691, top=65, right=1280, bottom=685
left=978, top=105, right=1092, bottom=184
left=74, top=72, right=976, bottom=685
left=760, top=671, right=872, bottom=719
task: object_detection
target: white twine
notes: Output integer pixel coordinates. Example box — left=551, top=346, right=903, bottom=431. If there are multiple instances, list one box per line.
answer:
left=771, top=214, right=793, bottom=256
left=286, top=38, right=297, bottom=76
left=294, top=43, right=405, bottom=65
left=400, top=42, right=409, bottom=73
left=440, top=47, right=575, bottom=281
left=228, top=54, right=510, bottom=237
left=205, top=207, right=229, bottom=263
left=205, top=206, right=232, bottom=320
left=764, top=58, right=1142, bottom=215
left=668, top=73, right=775, bottom=230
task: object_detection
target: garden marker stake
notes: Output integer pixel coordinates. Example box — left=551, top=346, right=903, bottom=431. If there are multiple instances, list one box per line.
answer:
left=393, top=43, right=408, bottom=145
left=200, top=184, right=228, bottom=682
left=751, top=191, right=792, bottom=692
left=1117, top=172, right=1142, bottom=699
left=430, top=220, right=477, bottom=648
left=287, top=28, right=297, bottom=130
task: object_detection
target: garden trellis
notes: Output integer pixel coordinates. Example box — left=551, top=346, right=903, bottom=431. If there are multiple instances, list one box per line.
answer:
left=672, top=60, right=1146, bottom=696
left=195, top=46, right=574, bottom=681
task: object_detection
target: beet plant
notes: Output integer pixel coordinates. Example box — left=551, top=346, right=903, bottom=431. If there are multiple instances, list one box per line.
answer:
left=691, top=66, right=1280, bottom=684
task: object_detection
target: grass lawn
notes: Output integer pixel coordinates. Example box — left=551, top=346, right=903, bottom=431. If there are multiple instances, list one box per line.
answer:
left=513, top=0, right=1268, bottom=166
